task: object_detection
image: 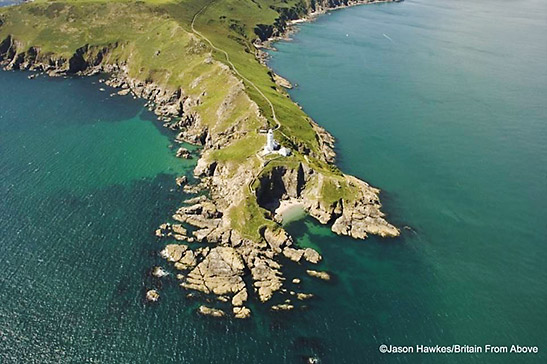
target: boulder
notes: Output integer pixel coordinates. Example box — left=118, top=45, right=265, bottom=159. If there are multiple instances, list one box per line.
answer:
left=146, top=289, right=159, bottom=302
left=251, top=257, right=283, bottom=302
left=176, top=147, right=191, bottom=159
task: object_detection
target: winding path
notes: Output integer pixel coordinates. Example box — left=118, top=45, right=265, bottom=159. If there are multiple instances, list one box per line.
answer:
left=190, top=2, right=290, bottom=195
left=191, top=3, right=282, bottom=132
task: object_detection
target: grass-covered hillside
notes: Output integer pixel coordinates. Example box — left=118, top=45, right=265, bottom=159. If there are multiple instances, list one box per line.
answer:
left=0, top=0, right=398, bottom=244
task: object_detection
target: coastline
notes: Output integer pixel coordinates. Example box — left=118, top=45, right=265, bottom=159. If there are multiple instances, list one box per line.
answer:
left=0, top=0, right=400, bottom=318
left=256, top=0, right=402, bottom=51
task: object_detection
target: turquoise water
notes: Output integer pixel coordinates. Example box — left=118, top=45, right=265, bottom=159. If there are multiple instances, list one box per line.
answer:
left=269, top=0, right=547, bottom=361
left=1, top=0, right=546, bottom=363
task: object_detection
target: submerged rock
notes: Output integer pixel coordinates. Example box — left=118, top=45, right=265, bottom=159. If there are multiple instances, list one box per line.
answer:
left=152, top=266, right=169, bottom=278
left=271, top=303, right=294, bottom=311
left=296, top=292, right=314, bottom=301
left=306, top=270, right=331, bottom=281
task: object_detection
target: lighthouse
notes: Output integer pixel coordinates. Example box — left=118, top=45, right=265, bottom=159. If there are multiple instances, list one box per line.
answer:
left=265, top=129, right=276, bottom=152
left=263, top=128, right=289, bottom=156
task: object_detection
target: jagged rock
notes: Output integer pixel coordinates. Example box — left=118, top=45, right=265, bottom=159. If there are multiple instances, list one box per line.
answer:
left=273, top=73, right=292, bottom=89
left=183, top=184, right=202, bottom=194
left=194, top=158, right=217, bottom=177
left=283, top=247, right=304, bottom=263
left=303, top=248, right=322, bottom=264
left=198, top=305, right=225, bottom=318
left=306, top=270, right=331, bottom=281
left=176, top=176, right=188, bottom=186
left=160, top=244, right=188, bottom=262
left=155, top=223, right=171, bottom=237
left=176, top=147, right=191, bottom=159
left=233, top=306, right=251, bottom=319
left=146, top=290, right=159, bottom=302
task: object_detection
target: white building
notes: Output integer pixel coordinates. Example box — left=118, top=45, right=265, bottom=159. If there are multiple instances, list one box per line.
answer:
left=263, top=128, right=290, bottom=156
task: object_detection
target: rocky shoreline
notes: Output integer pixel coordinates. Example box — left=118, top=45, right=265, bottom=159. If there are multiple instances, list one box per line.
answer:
left=0, top=0, right=401, bottom=319
left=255, top=0, right=402, bottom=52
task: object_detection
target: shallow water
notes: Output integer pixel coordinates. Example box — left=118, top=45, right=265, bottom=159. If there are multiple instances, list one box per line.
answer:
left=1, top=0, right=546, bottom=362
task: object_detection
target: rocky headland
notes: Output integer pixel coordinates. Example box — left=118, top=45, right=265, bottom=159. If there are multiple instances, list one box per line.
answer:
left=0, top=0, right=401, bottom=319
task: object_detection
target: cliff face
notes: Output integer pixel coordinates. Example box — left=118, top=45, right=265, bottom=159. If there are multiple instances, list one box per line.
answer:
left=0, top=0, right=400, bottom=317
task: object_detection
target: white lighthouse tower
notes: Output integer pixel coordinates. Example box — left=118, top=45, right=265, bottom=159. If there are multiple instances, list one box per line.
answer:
left=265, top=129, right=276, bottom=152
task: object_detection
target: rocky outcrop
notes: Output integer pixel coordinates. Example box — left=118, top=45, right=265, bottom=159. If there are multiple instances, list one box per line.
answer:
left=256, top=164, right=399, bottom=240
left=1, top=0, right=402, bottom=319
left=198, top=305, right=225, bottom=318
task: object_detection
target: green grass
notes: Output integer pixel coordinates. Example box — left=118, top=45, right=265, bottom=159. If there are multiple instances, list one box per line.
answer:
left=0, top=0, right=364, bottom=241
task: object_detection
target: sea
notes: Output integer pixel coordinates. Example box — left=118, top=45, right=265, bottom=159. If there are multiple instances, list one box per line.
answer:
left=1, top=0, right=546, bottom=363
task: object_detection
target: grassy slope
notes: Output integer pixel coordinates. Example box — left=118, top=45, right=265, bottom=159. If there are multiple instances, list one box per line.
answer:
left=0, top=0, right=362, bottom=241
